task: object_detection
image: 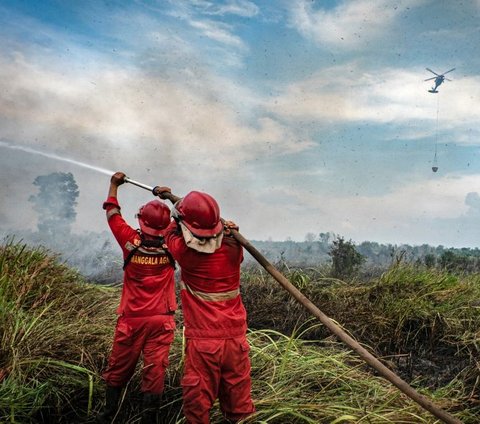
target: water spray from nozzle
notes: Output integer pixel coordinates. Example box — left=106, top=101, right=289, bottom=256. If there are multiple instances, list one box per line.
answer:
left=0, top=140, right=115, bottom=176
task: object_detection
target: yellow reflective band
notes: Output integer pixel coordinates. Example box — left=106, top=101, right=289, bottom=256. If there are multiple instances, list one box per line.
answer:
left=180, top=281, right=239, bottom=302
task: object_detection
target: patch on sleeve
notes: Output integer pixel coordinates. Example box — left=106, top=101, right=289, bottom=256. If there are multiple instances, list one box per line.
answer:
left=125, top=237, right=141, bottom=251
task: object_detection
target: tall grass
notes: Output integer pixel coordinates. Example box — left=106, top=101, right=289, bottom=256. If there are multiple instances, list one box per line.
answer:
left=0, top=241, right=477, bottom=422
left=242, top=264, right=480, bottom=421
left=243, top=329, right=474, bottom=423
left=243, top=263, right=480, bottom=360
left=0, top=239, right=117, bottom=422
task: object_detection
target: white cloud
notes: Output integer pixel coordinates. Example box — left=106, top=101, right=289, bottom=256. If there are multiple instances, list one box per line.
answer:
left=238, top=172, right=480, bottom=246
left=197, top=0, right=260, bottom=17
left=166, top=1, right=253, bottom=51
left=267, top=64, right=480, bottom=133
left=268, top=65, right=430, bottom=122
left=0, top=52, right=313, bottom=171
left=188, top=19, right=246, bottom=49
left=289, top=0, right=425, bottom=50
left=300, top=174, right=472, bottom=224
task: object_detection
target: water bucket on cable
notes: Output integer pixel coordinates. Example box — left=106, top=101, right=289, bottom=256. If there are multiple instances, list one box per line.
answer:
left=432, top=150, right=438, bottom=173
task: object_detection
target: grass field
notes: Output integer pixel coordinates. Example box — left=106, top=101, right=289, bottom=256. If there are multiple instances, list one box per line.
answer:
left=1, top=240, right=478, bottom=423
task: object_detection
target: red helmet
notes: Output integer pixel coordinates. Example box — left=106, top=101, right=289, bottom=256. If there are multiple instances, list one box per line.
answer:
left=137, top=200, right=171, bottom=236
left=176, top=191, right=223, bottom=237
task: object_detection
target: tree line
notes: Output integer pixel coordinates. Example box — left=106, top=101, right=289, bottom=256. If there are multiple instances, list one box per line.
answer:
left=3, top=172, right=480, bottom=282
left=251, top=232, right=480, bottom=277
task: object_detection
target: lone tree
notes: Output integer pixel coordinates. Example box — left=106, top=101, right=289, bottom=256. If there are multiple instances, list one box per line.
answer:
left=328, top=236, right=365, bottom=279
left=29, top=172, right=79, bottom=236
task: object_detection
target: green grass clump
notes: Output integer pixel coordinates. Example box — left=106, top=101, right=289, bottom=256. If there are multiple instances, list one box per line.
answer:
left=243, top=264, right=480, bottom=360
left=0, top=240, right=118, bottom=422
left=363, top=266, right=480, bottom=353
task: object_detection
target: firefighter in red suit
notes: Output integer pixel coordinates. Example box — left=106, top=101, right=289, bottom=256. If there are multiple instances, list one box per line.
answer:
left=98, top=172, right=176, bottom=424
left=160, top=190, right=255, bottom=423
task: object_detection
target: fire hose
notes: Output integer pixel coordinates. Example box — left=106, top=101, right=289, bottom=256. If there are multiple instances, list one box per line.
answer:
left=124, top=175, right=461, bottom=424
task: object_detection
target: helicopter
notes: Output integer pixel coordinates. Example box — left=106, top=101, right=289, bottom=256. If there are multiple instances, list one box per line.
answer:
left=425, top=67, right=455, bottom=93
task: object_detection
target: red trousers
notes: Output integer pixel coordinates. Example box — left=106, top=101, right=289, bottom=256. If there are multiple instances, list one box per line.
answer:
left=102, top=314, right=175, bottom=394
left=181, top=336, right=255, bottom=423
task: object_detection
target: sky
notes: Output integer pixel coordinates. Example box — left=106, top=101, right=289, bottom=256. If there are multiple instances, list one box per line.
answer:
left=1, top=0, right=480, bottom=248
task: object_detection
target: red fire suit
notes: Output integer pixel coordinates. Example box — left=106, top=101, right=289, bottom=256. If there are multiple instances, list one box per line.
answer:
left=102, top=197, right=177, bottom=394
left=164, top=221, right=255, bottom=423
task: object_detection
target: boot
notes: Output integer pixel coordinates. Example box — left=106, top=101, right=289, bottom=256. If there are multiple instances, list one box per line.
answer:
left=141, top=392, right=161, bottom=424
left=96, top=385, right=123, bottom=423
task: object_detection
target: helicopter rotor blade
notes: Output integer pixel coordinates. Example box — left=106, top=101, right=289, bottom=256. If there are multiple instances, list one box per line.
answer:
left=424, top=77, right=436, bottom=81
left=443, top=68, right=456, bottom=75
left=426, top=68, right=440, bottom=76
left=445, top=78, right=453, bottom=81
